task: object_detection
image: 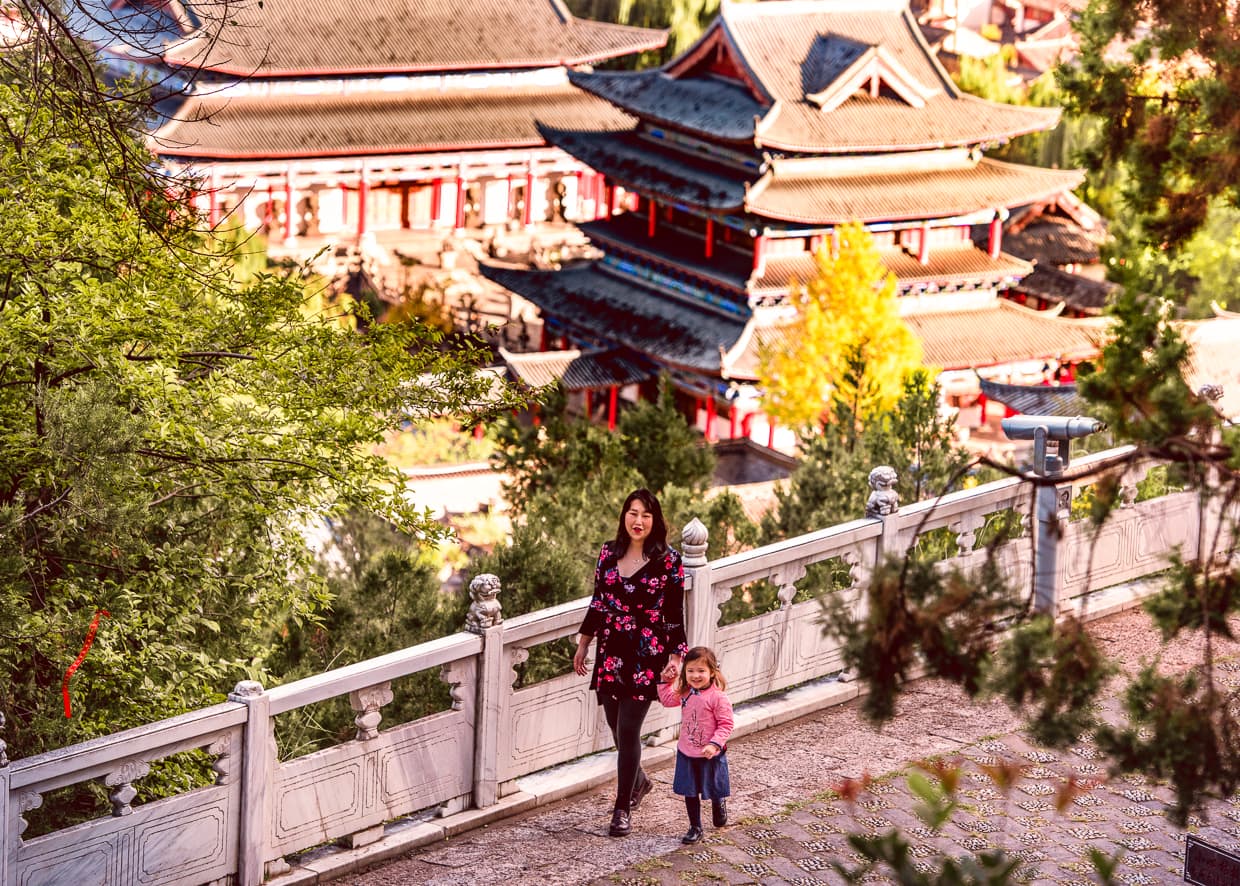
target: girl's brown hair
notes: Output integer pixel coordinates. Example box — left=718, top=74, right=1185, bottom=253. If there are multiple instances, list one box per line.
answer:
left=676, top=646, right=727, bottom=693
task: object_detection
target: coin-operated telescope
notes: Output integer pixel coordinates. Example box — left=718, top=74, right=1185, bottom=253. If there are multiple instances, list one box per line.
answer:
left=1000, top=415, right=1106, bottom=474
left=1000, top=415, right=1106, bottom=614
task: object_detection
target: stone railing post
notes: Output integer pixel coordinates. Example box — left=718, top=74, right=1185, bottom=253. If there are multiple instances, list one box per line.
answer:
left=465, top=573, right=504, bottom=808
left=843, top=467, right=901, bottom=683
left=681, top=518, right=714, bottom=650
left=228, top=680, right=272, bottom=886
left=866, top=465, right=901, bottom=561
left=1, top=712, right=11, bottom=886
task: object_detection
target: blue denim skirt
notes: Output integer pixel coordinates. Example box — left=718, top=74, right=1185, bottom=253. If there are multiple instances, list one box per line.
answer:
left=671, top=749, right=730, bottom=799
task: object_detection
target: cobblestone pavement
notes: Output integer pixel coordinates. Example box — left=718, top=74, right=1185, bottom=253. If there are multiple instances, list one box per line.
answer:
left=349, top=608, right=1240, bottom=886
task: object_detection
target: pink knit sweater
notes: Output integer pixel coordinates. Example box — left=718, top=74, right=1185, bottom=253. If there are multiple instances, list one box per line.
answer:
left=657, top=682, right=734, bottom=758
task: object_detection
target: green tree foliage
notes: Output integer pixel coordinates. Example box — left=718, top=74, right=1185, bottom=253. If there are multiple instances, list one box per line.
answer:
left=477, top=379, right=756, bottom=680
left=0, top=21, right=511, bottom=763
left=564, top=0, right=725, bottom=67
left=1057, top=0, right=1240, bottom=251
left=758, top=222, right=922, bottom=435
left=268, top=512, right=469, bottom=756
left=762, top=371, right=970, bottom=542
left=827, top=289, right=1240, bottom=825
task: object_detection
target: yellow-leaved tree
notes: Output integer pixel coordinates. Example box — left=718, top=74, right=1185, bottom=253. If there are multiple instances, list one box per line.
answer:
left=758, top=221, right=923, bottom=433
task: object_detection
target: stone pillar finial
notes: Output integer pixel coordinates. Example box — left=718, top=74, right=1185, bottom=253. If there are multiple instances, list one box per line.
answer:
left=228, top=680, right=265, bottom=701
left=466, top=573, right=503, bottom=634
left=0, top=711, right=7, bottom=768
left=865, top=466, right=899, bottom=518
left=1199, top=382, right=1224, bottom=402
left=681, top=518, right=709, bottom=567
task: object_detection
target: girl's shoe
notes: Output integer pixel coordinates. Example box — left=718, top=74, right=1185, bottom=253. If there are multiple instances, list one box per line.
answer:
left=681, top=826, right=704, bottom=844
left=712, top=799, right=728, bottom=827
left=608, top=808, right=631, bottom=837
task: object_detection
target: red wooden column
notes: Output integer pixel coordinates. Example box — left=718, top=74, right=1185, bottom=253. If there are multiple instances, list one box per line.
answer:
left=455, top=174, right=467, bottom=230
left=705, top=397, right=717, bottom=442
left=752, top=235, right=768, bottom=276
left=473, top=424, right=485, bottom=440
left=918, top=222, right=931, bottom=265
left=987, top=212, right=1003, bottom=259
left=596, top=176, right=609, bottom=220
left=607, top=386, right=618, bottom=431
left=648, top=199, right=657, bottom=237
left=431, top=178, right=443, bottom=227
left=539, top=325, right=549, bottom=352
left=283, top=167, right=295, bottom=242
left=339, top=183, right=349, bottom=228
left=728, top=405, right=738, bottom=439
left=608, top=184, right=621, bottom=217
left=265, top=184, right=274, bottom=231
left=208, top=168, right=219, bottom=228
left=767, top=417, right=776, bottom=449
left=705, top=218, right=714, bottom=259
left=809, top=234, right=823, bottom=254
left=584, top=389, right=592, bottom=420
left=524, top=167, right=535, bottom=226
left=357, top=169, right=369, bottom=237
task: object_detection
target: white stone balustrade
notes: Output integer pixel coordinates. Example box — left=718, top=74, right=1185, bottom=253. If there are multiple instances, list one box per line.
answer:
left=1, top=446, right=1229, bottom=886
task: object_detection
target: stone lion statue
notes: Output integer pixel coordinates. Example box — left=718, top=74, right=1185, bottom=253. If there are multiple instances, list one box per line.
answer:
left=466, top=573, right=503, bottom=633
left=865, top=466, right=899, bottom=518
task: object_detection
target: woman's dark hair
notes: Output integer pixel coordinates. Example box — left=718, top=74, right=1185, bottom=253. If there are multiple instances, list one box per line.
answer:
left=613, top=488, right=669, bottom=558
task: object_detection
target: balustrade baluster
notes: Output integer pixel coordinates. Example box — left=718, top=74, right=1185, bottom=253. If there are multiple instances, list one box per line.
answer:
left=103, top=761, right=150, bottom=816
left=349, top=683, right=394, bottom=741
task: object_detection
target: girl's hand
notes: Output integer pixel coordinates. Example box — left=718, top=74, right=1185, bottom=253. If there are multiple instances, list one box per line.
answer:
left=701, top=743, right=718, bottom=759
left=573, top=636, right=591, bottom=676
left=660, top=662, right=679, bottom=683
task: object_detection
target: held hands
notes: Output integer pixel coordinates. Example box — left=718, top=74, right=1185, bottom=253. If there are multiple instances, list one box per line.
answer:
left=660, top=661, right=679, bottom=683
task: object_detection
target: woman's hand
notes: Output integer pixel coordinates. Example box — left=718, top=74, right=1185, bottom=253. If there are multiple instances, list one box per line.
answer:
left=573, top=635, right=591, bottom=676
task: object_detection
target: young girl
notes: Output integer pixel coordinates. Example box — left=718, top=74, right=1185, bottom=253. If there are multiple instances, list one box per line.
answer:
left=658, top=646, right=734, bottom=844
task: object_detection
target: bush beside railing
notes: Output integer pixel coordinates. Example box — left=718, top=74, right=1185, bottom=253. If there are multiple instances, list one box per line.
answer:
left=0, top=446, right=1213, bottom=886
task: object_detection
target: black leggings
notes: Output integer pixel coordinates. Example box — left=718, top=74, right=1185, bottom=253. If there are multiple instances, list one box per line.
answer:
left=600, top=693, right=652, bottom=811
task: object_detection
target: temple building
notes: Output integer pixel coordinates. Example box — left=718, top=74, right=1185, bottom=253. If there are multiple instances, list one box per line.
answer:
left=483, top=0, right=1108, bottom=446
left=141, top=0, right=664, bottom=245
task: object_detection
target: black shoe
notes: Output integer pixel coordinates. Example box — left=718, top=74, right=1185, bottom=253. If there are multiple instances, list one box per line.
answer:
left=681, top=826, right=704, bottom=844
left=712, top=799, right=728, bottom=827
left=631, top=775, right=653, bottom=809
left=608, top=808, right=631, bottom=837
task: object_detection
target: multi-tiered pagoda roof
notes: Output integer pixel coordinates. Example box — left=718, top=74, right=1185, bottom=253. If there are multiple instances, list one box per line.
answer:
left=153, top=0, right=661, bottom=162
left=485, top=0, right=1103, bottom=392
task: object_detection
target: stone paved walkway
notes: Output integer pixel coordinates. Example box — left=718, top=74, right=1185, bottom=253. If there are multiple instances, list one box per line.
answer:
left=348, top=608, right=1240, bottom=886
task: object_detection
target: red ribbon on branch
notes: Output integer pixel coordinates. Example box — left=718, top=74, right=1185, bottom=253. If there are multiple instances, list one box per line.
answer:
left=62, top=609, right=110, bottom=718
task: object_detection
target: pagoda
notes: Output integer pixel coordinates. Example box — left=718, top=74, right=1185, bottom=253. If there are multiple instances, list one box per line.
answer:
left=483, top=0, right=1106, bottom=445
left=139, top=0, right=663, bottom=245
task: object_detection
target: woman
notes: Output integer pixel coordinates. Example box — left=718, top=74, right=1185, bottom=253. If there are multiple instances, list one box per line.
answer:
left=573, top=488, right=688, bottom=837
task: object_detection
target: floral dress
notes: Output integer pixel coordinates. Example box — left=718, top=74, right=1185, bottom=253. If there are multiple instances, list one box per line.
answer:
left=580, top=540, right=689, bottom=703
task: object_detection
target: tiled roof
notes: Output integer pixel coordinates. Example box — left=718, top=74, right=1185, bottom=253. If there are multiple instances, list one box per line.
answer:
left=480, top=262, right=746, bottom=373
left=755, top=244, right=1032, bottom=295
left=746, top=157, right=1083, bottom=224
left=565, top=2, right=1059, bottom=153
left=542, top=127, right=750, bottom=212
left=1002, top=216, right=1103, bottom=266
left=1010, top=266, right=1117, bottom=315
left=566, top=70, right=762, bottom=143
left=979, top=378, right=1086, bottom=416
left=723, top=1, right=1061, bottom=152
left=499, top=347, right=653, bottom=390
left=154, top=85, right=633, bottom=159
left=162, top=0, right=666, bottom=76
left=904, top=299, right=1106, bottom=369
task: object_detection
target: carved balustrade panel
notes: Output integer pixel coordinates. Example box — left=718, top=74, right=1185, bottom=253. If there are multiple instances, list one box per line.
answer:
left=714, top=593, right=852, bottom=705
left=1063, top=490, right=1199, bottom=597
left=15, top=784, right=238, bottom=886
left=269, top=706, right=472, bottom=855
